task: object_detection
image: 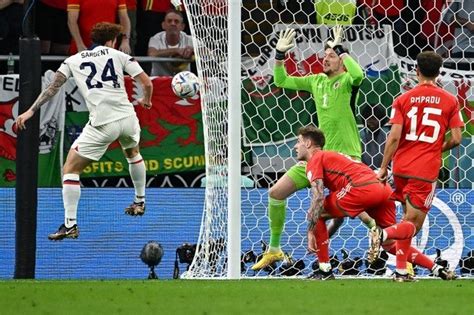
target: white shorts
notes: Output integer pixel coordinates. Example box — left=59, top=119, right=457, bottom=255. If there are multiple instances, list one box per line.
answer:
left=71, top=115, right=140, bottom=161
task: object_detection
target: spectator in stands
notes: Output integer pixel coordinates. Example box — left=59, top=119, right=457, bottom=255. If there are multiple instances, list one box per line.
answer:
left=443, top=0, right=474, bottom=59
left=67, top=0, right=131, bottom=54
left=0, top=0, right=21, bottom=9
left=135, top=0, right=173, bottom=56
left=0, top=0, right=23, bottom=68
left=36, top=0, right=70, bottom=72
left=359, top=103, right=389, bottom=169
left=126, top=0, right=137, bottom=54
left=37, top=0, right=70, bottom=56
left=147, top=9, right=194, bottom=77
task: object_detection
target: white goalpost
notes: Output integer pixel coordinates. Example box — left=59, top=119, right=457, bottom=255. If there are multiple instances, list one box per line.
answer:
left=181, top=0, right=242, bottom=279
left=181, top=0, right=473, bottom=279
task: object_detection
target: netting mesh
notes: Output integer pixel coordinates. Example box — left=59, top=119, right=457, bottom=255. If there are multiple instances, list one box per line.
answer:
left=182, top=1, right=231, bottom=277
left=182, top=0, right=473, bottom=278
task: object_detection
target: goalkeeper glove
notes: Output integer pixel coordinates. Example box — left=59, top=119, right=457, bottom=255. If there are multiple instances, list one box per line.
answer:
left=326, top=25, right=346, bottom=56
left=275, top=28, right=296, bottom=61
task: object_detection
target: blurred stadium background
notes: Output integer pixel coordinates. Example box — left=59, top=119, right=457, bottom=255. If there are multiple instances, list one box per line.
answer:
left=0, top=0, right=473, bottom=283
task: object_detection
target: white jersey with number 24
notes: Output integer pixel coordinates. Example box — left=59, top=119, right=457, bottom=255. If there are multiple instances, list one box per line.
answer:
left=58, top=45, right=143, bottom=127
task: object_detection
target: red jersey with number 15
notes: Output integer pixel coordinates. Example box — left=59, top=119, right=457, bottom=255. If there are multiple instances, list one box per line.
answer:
left=390, top=83, right=464, bottom=182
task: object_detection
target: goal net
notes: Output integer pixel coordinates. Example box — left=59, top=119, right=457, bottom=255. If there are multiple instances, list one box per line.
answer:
left=182, top=0, right=473, bottom=279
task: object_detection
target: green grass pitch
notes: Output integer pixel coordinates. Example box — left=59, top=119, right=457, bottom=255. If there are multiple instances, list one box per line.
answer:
left=1, top=279, right=473, bottom=315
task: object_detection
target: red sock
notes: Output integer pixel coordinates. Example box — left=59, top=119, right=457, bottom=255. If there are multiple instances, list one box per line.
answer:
left=383, top=242, right=435, bottom=270
left=407, top=246, right=435, bottom=270
left=385, top=221, right=416, bottom=240
left=395, top=238, right=412, bottom=271
left=313, top=218, right=330, bottom=263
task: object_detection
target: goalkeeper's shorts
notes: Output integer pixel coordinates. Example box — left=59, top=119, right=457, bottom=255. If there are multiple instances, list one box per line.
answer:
left=286, top=161, right=311, bottom=190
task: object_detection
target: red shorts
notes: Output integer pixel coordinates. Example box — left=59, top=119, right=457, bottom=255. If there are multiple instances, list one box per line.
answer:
left=324, top=182, right=396, bottom=228
left=392, top=176, right=437, bottom=213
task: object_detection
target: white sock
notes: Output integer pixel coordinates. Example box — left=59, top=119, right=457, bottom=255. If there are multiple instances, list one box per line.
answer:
left=396, top=268, right=407, bottom=275
left=127, top=154, right=146, bottom=203
left=431, top=264, right=441, bottom=276
left=62, top=173, right=81, bottom=228
left=319, top=262, right=332, bottom=273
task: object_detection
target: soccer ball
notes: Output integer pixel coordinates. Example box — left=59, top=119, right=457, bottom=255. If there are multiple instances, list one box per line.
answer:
left=171, top=71, right=200, bottom=98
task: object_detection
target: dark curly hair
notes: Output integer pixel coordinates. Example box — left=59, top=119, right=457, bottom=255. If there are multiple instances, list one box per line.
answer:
left=298, top=125, right=326, bottom=148
left=417, top=51, right=443, bottom=78
left=90, top=22, right=123, bottom=45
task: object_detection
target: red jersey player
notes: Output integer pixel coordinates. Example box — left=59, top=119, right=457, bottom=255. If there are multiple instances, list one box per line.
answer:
left=297, top=126, right=458, bottom=281
left=371, top=51, right=463, bottom=282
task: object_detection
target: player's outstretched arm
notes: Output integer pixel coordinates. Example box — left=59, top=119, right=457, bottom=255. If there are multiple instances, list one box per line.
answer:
left=341, top=55, right=364, bottom=86
left=273, top=28, right=313, bottom=92
left=134, top=71, right=153, bottom=109
left=16, top=71, right=68, bottom=130
left=274, top=28, right=296, bottom=65
left=327, top=25, right=364, bottom=86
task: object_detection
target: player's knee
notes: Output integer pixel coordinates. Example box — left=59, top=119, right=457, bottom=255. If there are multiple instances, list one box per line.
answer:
left=124, top=146, right=140, bottom=158
left=62, top=163, right=81, bottom=176
left=412, top=220, right=424, bottom=234
left=403, top=215, right=424, bottom=234
left=268, top=186, right=284, bottom=200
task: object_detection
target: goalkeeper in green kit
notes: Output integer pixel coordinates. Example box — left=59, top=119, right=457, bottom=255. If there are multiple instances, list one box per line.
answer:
left=252, top=26, right=365, bottom=271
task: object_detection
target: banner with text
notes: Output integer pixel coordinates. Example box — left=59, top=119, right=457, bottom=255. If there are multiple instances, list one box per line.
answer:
left=0, top=74, right=204, bottom=187
left=0, top=72, right=65, bottom=187
left=64, top=76, right=204, bottom=179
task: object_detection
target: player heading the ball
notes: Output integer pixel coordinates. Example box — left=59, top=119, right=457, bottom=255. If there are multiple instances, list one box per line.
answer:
left=16, top=22, right=153, bottom=240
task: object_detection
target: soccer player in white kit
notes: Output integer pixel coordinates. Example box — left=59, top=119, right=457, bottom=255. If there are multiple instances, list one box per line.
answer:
left=16, top=22, right=153, bottom=240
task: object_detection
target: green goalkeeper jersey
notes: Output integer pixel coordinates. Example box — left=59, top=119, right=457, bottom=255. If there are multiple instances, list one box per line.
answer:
left=274, top=56, right=364, bottom=159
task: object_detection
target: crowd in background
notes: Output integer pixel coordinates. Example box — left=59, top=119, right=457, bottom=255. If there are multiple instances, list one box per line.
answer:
left=0, top=0, right=471, bottom=186
left=0, top=0, right=473, bottom=75
left=277, top=0, right=473, bottom=60
left=0, top=0, right=193, bottom=74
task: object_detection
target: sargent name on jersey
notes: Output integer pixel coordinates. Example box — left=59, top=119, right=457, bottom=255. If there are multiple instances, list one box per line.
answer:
left=81, top=48, right=110, bottom=58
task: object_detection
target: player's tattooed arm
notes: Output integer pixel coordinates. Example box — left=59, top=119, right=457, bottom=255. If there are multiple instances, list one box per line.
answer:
left=16, top=71, right=68, bottom=130
left=307, top=179, right=325, bottom=231
left=30, top=71, right=67, bottom=112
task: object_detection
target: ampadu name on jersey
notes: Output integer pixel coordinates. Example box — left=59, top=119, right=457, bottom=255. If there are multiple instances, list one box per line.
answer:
left=410, top=96, right=441, bottom=104
left=80, top=48, right=110, bottom=58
